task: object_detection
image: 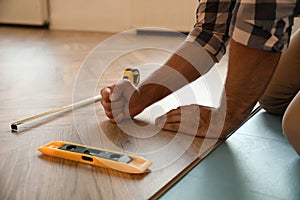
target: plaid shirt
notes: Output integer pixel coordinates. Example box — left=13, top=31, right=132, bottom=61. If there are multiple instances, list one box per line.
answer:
left=187, top=0, right=300, bottom=62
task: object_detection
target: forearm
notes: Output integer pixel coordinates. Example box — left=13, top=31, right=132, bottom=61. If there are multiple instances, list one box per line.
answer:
left=138, top=54, right=202, bottom=105
left=221, top=39, right=281, bottom=135
left=132, top=41, right=216, bottom=113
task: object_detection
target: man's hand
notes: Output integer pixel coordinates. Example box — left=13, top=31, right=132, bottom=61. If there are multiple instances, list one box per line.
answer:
left=155, top=104, right=230, bottom=139
left=100, top=79, right=142, bottom=123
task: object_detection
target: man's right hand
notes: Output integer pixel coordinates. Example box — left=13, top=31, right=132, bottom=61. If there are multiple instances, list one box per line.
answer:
left=100, top=79, right=142, bottom=123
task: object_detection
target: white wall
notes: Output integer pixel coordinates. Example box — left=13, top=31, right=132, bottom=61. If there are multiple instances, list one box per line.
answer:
left=131, top=0, right=198, bottom=32
left=49, top=0, right=197, bottom=32
left=49, top=1, right=300, bottom=33
left=49, top=0, right=131, bottom=32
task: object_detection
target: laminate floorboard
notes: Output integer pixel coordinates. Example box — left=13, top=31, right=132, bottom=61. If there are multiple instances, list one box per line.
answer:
left=0, top=26, right=227, bottom=199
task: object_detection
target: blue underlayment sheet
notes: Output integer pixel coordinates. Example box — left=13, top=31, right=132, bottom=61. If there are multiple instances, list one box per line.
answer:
left=160, top=109, right=300, bottom=200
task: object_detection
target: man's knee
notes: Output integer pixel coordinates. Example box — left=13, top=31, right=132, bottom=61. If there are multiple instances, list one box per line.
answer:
left=259, top=96, right=288, bottom=115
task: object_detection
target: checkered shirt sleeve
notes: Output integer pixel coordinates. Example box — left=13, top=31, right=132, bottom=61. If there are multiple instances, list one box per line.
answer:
left=186, top=0, right=300, bottom=62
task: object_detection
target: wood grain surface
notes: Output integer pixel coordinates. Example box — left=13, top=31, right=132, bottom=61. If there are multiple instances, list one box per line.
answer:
left=0, top=26, right=224, bottom=200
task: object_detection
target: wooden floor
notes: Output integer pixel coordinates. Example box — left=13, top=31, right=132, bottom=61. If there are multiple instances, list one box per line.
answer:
left=0, top=26, right=227, bottom=199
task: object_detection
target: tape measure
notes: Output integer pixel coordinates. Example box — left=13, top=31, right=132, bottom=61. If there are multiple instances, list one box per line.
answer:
left=11, top=68, right=141, bottom=132
left=38, top=141, right=152, bottom=174
left=122, top=68, right=140, bottom=86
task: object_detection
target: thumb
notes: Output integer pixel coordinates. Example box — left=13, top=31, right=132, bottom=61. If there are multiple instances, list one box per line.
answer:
left=110, top=79, right=133, bottom=101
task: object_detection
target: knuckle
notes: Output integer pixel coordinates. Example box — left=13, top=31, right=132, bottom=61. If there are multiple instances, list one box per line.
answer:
left=169, top=123, right=178, bottom=130
left=105, top=110, right=114, bottom=118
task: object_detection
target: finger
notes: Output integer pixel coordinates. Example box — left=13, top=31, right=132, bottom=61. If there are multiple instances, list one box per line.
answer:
left=160, top=121, right=200, bottom=136
left=101, top=100, right=112, bottom=112
left=110, top=80, right=131, bottom=101
left=101, top=90, right=126, bottom=113
left=115, top=113, right=125, bottom=123
left=155, top=114, right=181, bottom=127
left=110, top=98, right=126, bottom=110
left=111, top=112, right=126, bottom=123
left=105, top=107, right=123, bottom=119
left=155, top=108, right=182, bottom=125
left=106, top=113, right=123, bottom=124
left=160, top=122, right=180, bottom=132
left=113, top=79, right=138, bottom=102
left=100, top=87, right=113, bottom=102
left=166, top=107, right=182, bottom=116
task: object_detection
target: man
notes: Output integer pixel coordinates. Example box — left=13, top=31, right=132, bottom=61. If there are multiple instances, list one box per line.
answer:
left=100, top=1, right=300, bottom=155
